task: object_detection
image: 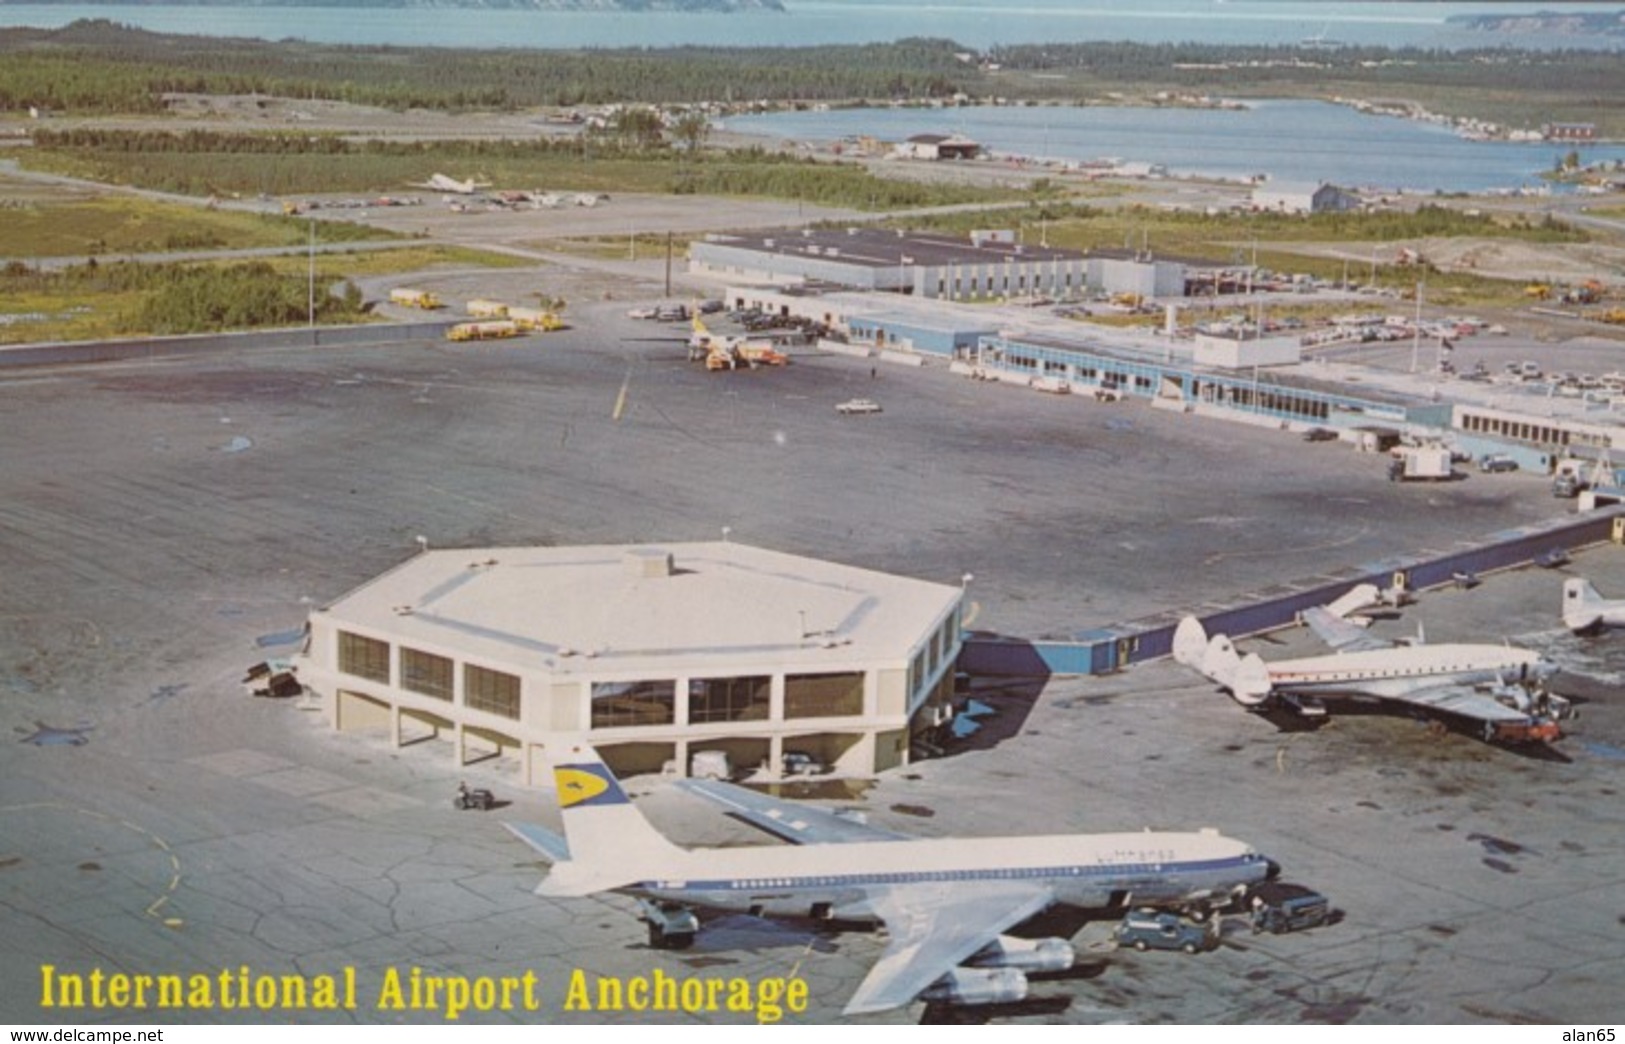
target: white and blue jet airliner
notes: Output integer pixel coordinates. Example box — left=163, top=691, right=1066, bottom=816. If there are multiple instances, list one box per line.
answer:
left=505, top=741, right=1275, bottom=1016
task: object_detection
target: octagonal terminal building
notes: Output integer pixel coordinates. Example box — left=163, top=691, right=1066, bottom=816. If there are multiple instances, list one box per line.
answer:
left=295, top=542, right=965, bottom=780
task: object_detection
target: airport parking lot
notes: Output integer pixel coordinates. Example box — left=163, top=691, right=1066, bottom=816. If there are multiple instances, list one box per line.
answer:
left=2, top=310, right=1622, bottom=1024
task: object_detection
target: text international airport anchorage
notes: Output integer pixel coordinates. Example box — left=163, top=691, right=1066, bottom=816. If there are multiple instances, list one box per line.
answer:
left=37, top=965, right=810, bottom=1024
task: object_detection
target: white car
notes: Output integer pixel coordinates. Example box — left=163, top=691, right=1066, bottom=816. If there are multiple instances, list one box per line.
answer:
left=836, top=398, right=882, bottom=415
left=625, top=306, right=658, bottom=320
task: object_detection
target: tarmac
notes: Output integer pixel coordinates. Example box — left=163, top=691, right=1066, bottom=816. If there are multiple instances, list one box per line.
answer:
left=2, top=297, right=1623, bottom=1024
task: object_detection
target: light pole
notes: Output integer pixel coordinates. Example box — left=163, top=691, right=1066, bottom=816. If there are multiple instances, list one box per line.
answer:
left=1410, top=280, right=1424, bottom=373
left=307, top=217, right=316, bottom=335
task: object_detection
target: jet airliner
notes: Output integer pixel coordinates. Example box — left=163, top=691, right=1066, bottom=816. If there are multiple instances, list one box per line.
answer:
left=505, top=741, right=1274, bottom=1016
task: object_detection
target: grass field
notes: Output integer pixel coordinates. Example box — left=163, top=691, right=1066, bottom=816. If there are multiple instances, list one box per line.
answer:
left=0, top=195, right=391, bottom=258
left=16, top=144, right=1017, bottom=211
left=0, top=244, right=524, bottom=345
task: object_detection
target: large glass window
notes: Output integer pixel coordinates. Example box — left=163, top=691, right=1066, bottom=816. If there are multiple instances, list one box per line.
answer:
left=688, top=676, right=771, bottom=724
left=784, top=672, right=864, bottom=719
left=465, top=664, right=520, bottom=720
left=338, top=631, right=389, bottom=684
left=591, top=680, right=675, bottom=729
left=400, top=647, right=452, bottom=702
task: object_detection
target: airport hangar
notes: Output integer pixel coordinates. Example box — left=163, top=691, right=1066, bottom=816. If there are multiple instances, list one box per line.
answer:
left=688, top=227, right=1213, bottom=302
left=294, top=541, right=966, bottom=780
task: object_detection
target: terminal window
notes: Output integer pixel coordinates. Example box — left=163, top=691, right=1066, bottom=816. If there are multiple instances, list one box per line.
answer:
left=465, top=664, right=521, bottom=719
left=688, top=675, right=771, bottom=724
left=400, top=647, right=453, bottom=702
left=338, top=631, right=390, bottom=684
left=785, top=672, right=865, bottom=719
left=592, top=680, right=676, bottom=728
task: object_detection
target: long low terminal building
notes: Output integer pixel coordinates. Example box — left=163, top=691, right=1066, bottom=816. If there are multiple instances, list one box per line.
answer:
left=689, top=227, right=1226, bottom=302
left=294, top=542, right=965, bottom=780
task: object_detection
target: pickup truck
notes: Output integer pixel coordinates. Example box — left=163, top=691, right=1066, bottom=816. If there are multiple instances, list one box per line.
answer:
left=836, top=398, right=882, bottom=415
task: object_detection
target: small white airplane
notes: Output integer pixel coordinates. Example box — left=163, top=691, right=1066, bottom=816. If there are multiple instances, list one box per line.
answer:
left=1562, top=577, right=1625, bottom=634
left=1173, top=591, right=1568, bottom=743
left=506, top=741, right=1276, bottom=1016
left=409, top=173, right=491, bottom=195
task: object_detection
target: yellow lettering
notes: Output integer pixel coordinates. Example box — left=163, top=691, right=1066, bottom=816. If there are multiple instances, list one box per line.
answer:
left=106, top=973, right=130, bottom=1008
left=156, top=974, right=184, bottom=1008
left=786, top=977, right=808, bottom=1014
left=596, top=973, right=623, bottom=1011
left=377, top=967, right=405, bottom=1011
left=444, top=976, right=470, bottom=1020
left=563, top=969, right=591, bottom=1011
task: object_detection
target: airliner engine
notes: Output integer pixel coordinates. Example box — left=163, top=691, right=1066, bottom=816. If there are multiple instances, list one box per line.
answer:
left=920, top=967, right=1028, bottom=1007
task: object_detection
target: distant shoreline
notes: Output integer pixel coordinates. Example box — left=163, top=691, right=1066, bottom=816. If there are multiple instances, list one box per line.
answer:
left=0, top=0, right=786, bottom=8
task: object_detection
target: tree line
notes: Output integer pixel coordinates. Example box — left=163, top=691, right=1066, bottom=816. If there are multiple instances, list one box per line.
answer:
left=0, top=23, right=971, bottom=113
left=1, top=258, right=368, bottom=334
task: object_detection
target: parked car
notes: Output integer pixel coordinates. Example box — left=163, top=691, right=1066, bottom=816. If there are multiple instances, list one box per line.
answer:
left=836, top=398, right=882, bottom=415
left=782, top=751, right=827, bottom=776
left=1248, top=883, right=1331, bottom=934
left=1302, top=428, right=1338, bottom=443
left=1479, top=454, right=1518, bottom=473
left=1113, top=910, right=1214, bottom=954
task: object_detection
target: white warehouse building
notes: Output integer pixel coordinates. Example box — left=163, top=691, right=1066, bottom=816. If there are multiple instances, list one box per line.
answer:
left=295, top=542, right=966, bottom=781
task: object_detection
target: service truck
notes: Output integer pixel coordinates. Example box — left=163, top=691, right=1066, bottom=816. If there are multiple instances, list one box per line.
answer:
left=389, top=287, right=443, bottom=310
left=1387, top=446, right=1453, bottom=482
left=447, top=320, right=521, bottom=342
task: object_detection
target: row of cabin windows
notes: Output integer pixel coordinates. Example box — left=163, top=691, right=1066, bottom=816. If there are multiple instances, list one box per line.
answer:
left=723, top=865, right=1156, bottom=889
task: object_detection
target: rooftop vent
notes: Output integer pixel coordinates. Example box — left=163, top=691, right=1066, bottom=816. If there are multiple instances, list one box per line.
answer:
left=624, top=548, right=675, bottom=579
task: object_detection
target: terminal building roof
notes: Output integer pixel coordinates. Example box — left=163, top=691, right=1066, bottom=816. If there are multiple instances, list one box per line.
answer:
left=700, top=227, right=1085, bottom=269
left=317, top=541, right=961, bottom=677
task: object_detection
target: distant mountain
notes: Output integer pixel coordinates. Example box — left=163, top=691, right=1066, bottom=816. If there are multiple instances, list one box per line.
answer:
left=0, top=0, right=786, bottom=8
left=1448, top=9, right=1625, bottom=38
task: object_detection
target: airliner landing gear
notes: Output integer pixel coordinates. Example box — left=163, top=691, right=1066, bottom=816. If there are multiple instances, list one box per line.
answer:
left=638, top=899, right=699, bottom=950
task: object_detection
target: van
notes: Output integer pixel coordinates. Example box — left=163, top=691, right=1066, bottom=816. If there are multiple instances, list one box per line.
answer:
left=1249, top=883, right=1331, bottom=934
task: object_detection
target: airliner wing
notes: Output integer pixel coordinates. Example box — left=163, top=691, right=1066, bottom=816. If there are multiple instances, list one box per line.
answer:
left=844, top=881, right=1053, bottom=1015
left=674, top=779, right=910, bottom=844
left=505, top=821, right=571, bottom=863
left=1395, top=685, right=1529, bottom=723
left=1303, top=605, right=1389, bottom=653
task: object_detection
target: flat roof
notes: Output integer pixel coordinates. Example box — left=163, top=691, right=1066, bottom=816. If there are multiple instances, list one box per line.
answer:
left=318, top=541, right=961, bottom=678
left=699, top=227, right=1086, bottom=270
